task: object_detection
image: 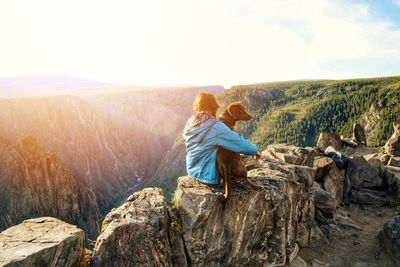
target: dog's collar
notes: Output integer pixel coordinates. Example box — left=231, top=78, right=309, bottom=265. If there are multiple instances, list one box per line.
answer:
left=219, top=112, right=236, bottom=129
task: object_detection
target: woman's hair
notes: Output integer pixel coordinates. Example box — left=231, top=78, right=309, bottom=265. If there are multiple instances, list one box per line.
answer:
left=193, top=92, right=219, bottom=117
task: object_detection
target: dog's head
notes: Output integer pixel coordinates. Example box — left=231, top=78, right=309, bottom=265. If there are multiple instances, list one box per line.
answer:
left=227, top=102, right=252, bottom=122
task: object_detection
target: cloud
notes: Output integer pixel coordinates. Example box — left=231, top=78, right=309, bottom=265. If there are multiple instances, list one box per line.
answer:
left=0, top=0, right=399, bottom=86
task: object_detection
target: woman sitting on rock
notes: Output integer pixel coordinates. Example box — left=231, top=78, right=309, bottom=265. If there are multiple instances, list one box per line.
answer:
left=183, top=92, right=260, bottom=185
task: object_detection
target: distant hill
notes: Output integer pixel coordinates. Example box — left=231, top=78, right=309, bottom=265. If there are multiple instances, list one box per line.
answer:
left=0, top=74, right=224, bottom=99
left=150, top=76, right=400, bottom=199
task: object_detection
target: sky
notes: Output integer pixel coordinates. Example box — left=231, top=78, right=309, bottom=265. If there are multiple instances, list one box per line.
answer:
left=0, top=0, right=400, bottom=87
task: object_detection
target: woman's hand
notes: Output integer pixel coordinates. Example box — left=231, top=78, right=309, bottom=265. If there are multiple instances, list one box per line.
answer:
left=254, top=152, right=261, bottom=161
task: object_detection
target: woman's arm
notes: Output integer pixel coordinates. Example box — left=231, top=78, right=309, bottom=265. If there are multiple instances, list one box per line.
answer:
left=215, top=122, right=258, bottom=155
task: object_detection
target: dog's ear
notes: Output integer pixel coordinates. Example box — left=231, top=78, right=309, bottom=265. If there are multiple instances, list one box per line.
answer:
left=228, top=102, right=245, bottom=119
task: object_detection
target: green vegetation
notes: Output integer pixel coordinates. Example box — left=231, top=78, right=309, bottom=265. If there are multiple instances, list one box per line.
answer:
left=219, top=76, right=400, bottom=150
left=149, top=76, right=400, bottom=200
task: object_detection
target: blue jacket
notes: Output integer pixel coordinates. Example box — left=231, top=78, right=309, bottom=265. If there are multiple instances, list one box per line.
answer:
left=183, top=113, right=258, bottom=185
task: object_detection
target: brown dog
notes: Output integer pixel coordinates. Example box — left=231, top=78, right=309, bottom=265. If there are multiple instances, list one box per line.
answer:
left=216, top=102, right=262, bottom=202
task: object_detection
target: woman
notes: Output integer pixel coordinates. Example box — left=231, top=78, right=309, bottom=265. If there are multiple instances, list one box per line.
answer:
left=183, top=92, right=260, bottom=185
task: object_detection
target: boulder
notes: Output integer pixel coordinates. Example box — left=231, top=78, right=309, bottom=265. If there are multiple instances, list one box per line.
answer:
left=92, top=188, right=187, bottom=267
left=341, top=138, right=358, bottom=148
left=363, top=153, right=390, bottom=178
left=346, top=155, right=382, bottom=189
left=263, top=143, right=316, bottom=167
left=350, top=188, right=389, bottom=206
left=385, top=123, right=400, bottom=156
left=353, top=123, right=367, bottom=146
left=310, top=183, right=336, bottom=218
left=379, top=212, right=400, bottom=265
left=363, top=153, right=391, bottom=168
left=0, top=217, right=85, bottom=267
left=175, top=170, right=313, bottom=267
left=384, top=166, right=400, bottom=202
left=317, top=133, right=342, bottom=152
left=387, top=156, right=400, bottom=168
left=287, top=256, right=308, bottom=267
left=313, top=156, right=334, bottom=181
left=322, top=165, right=344, bottom=207
left=334, top=209, right=362, bottom=230
left=324, top=146, right=349, bottom=169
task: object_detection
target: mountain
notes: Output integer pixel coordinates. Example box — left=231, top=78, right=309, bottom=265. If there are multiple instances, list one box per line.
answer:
left=0, top=95, right=144, bottom=212
left=0, top=74, right=132, bottom=99
left=84, top=86, right=224, bottom=175
left=0, top=75, right=224, bottom=214
left=0, top=136, right=100, bottom=240
left=151, top=76, right=400, bottom=198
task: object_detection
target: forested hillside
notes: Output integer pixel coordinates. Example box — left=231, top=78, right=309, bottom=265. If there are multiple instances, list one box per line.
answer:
left=222, top=76, right=400, bottom=150
left=150, top=76, right=400, bottom=199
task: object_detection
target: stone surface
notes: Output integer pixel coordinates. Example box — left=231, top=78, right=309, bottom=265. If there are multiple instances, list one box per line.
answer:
left=346, top=155, right=382, bottom=189
left=387, top=156, right=400, bottom=167
left=324, top=146, right=349, bottom=169
left=317, top=133, right=342, bottom=152
left=353, top=123, right=367, bottom=146
left=92, top=188, right=187, bottom=267
left=363, top=153, right=390, bottom=169
left=385, top=123, right=400, bottom=156
left=175, top=168, right=313, bottom=267
left=310, top=183, right=336, bottom=218
left=0, top=136, right=100, bottom=240
left=351, top=188, right=389, bottom=206
left=0, top=217, right=85, bottom=267
left=323, top=165, right=344, bottom=208
left=313, top=157, right=334, bottom=181
left=379, top=212, right=400, bottom=266
left=263, top=143, right=316, bottom=167
left=287, top=256, right=308, bottom=267
left=384, top=166, right=400, bottom=202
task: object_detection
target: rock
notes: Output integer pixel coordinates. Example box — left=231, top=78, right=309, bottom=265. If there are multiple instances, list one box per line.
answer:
left=384, top=166, right=400, bottom=202
left=353, top=262, right=378, bottom=267
left=0, top=217, right=85, bottom=267
left=323, top=164, right=344, bottom=207
left=287, top=256, right=308, bottom=267
left=385, top=123, right=400, bottom=156
left=0, top=136, right=100, bottom=240
left=311, top=259, right=331, bottom=267
left=241, top=155, right=263, bottom=171
left=353, top=123, right=367, bottom=146
left=351, top=188, right=389, bottom=206
left=379, top=212, right=400, bottom=265
left=341, top=138, right=358, bottom=148
left=297, top=221, right=326, bottom=248
left=319, top=224, right=342, bottom=241
left=175, top=171, right=313, bottom=267
left=346, top=155, right=382, bottom=189
left=263, top=143, right=316, bottom=167
left=92, top=188, right=187, bottom=267
left=363, top=153, right=391, bottom=168
left=317, top=133, right=342, bottom=152
left=313, top=157, right=334, bottom=181
left=387, top=156, right=400, bottom=167
left=311, top=183, right=336, bottom=218
left=324, top=146, right=349, bottom=169
left=334, top=211, right=362, bottom=230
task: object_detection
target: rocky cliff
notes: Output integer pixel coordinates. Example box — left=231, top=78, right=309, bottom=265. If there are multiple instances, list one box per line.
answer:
left=1, top=140, right=400, bottom=266
left=0, top=84, right=224, bottom=213
left=0, top=217, right=85, bottom=267
left=0, top=96, right=143, bottom=212
left=0, top=136, right=100, bottom=240
left=90, top=139, right=400, bottom=266
left=91, top=144, right=332, bottom=266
